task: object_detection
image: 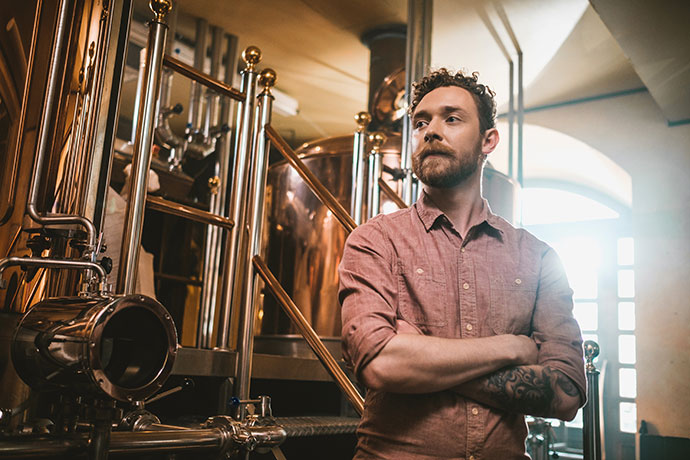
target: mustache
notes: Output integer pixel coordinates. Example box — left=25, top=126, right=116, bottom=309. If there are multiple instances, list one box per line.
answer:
left=418, top=145, right=455, bottom=160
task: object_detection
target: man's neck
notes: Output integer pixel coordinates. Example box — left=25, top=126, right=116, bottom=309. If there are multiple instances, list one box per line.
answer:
left=423, top=172, right=484, bottom=239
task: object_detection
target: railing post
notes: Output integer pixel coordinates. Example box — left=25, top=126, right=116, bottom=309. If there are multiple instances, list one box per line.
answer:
left=366, top=132, right=386, bottom=219
left=214, top=47, right=261, bottom=350
left=351, top=112, right=370, bottom=225
left=117, top=0, right=170, bottom=295
left=583, top=340, right=602, bottom=460
left=234, top=69, right=276, bottom=418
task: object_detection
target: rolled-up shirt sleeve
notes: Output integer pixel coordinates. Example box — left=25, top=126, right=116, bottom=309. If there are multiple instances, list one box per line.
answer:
left=532, top=246, right=587, bottom=404
left=339, top=219, right=398, bottom=379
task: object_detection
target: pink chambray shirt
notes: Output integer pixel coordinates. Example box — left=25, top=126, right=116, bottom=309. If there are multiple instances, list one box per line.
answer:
left=339, top=192, right=586, bottom=460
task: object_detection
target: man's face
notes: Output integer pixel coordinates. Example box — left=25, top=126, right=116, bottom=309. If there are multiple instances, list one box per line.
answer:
left=410, top=86, right=485, bottom=188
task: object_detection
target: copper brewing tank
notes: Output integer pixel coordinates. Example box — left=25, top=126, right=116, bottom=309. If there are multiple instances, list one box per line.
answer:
left=255, top=133, right=519, bottom=357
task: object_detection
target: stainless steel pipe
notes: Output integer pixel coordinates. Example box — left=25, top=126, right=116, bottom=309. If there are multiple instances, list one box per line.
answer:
left=0, top=256, right=106, bottom=289
left=215, top=47, right=262, bottom=349
left=351, top=112, right=370, bottom=224
left=26, top=0, right=98, bottom=259
left=367, top=132, right=386, bottom=219
left=235, top=69, right=277, bottom=416
left=401, top=0, right=432, bottom=205
left=253, top=256, right=364, bottom=416
left=583, top=340, right=602, bottom=460
left=117, top=1, right=170, bottom=295
left=378, top=178, right=407, bottom=210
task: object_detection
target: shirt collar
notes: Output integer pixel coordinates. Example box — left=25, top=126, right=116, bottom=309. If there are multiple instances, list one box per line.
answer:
left=414, top=191, right=505, bottom=235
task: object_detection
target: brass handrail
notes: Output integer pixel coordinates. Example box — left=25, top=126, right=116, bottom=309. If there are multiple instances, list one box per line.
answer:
left=378, top=178, right=408, bottom=209
left=253, top=255, right=364, bottom=416
left=265, top=125, right=357, bottom=234
left=163, top=54, right=245, bottom=102
left=146, top=196, right=235, bottom=230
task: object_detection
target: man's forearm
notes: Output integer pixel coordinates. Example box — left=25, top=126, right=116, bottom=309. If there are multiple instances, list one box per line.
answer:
left=359, top=332, right=537, bottom=393
left=454, top=365, right=582, bottom=420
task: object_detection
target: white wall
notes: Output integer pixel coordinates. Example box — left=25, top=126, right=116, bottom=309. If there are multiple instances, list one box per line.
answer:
left=525, top=90, right=690, bottom=439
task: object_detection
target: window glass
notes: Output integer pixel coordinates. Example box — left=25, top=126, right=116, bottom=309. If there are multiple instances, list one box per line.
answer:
left=573, top=302, right=598, bottom=331
left=617, top=237, right=634, bottom=266
left=618, top=302, right=635, bottom=331
left=617, top=269, right=635, bottom=298
left=619, top=368, right=637, bottom=399
left=565, top=408, right=583, bottom=429
left=620, top=402, right=637, bottom=433
left=550, top=238, right=600, bottom=300
left=522, top=188, right=620, bottom=225
left=619, top=335, right=636, bottom=364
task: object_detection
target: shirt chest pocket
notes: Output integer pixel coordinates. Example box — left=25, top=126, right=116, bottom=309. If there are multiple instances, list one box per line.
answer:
left=489, top=275, right=537, bottom=335
left=397, top=262, right=448, bottom=328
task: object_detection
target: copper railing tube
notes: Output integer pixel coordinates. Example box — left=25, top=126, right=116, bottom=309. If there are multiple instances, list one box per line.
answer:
left=145, top=196, right=234, bottom=230
left=265, top=125, right=356, bottom=234
left=378, top=178, right=407, bottom=210
left=163, top=55, right=244, bottom=102
left=253, top=255, right=365, bottom=416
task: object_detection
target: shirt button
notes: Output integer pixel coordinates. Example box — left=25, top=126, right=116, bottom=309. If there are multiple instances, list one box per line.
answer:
left=515, top=278, right=522, bottom=285
left=469, top=456, right=475, bottom=460
left=462, top=282, right=470, bottom=290
left=461, top=247, right=465, bottom=253
left=416, top=268, right=424, bottom=274
left=471, top=407, right=479, bottom=415
left=466, top=323, right=473, bottom=331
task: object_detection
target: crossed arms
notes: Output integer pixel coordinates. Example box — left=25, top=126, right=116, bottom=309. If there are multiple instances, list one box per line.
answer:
left=360, top=323, right=582, bottom=421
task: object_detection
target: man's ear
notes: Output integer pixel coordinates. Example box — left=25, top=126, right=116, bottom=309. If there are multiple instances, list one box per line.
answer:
left=482, top=128, right=500, bottom=155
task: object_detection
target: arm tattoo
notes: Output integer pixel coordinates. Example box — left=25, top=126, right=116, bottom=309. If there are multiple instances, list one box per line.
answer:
left=479, top=366, right=579, bottom=416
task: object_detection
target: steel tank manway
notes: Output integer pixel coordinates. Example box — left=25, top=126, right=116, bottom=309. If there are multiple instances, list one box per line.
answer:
left=12, top=294, right=178, bottom=402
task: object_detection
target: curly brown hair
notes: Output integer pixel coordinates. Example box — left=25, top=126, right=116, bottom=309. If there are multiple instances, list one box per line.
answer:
left=409, top=68, right=496, bottom=134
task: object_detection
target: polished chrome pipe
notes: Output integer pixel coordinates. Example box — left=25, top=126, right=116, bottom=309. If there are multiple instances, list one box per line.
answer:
left=26, top=0, right=98, bottom=259
left=351, top=112, right=370, bottom=225
left=583, top=340, right=602, bottom=460
left=367, top=132, right=386, bottom=219
left=197, top=25, right=230, bottom=348
left=131, top=48, right=147, bottom=145
left=235, top=69, right=276, bottom=416
left=253, top=256, right=364, bottom=416
left=0, top=257, right=106, bottom=289
left=117, top=1, right=170, bottom=295
left=186, top=18, right=209, bottom=139
left=401, top=0, right=432, bottom=205
left=215, top=47, right=261, bottom=350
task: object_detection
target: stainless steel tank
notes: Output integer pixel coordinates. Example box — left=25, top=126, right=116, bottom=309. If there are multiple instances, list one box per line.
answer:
left=255, top=134, right=519, bottom=357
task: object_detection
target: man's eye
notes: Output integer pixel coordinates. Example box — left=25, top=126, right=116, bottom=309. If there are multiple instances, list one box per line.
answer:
left=447, top=116, right=459, bottom=122
left=414, top=120, right=427, bottom=129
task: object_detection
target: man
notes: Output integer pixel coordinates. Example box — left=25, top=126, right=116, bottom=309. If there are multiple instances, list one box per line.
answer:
left=339, top=69, right=586, bottom=460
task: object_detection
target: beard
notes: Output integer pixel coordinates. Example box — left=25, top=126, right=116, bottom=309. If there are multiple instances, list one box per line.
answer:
left=411, top=141, right=483, bottom=188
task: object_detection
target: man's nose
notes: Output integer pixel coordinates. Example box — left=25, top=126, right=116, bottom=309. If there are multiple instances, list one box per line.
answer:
left=424, top=121, right=442, bottom=142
